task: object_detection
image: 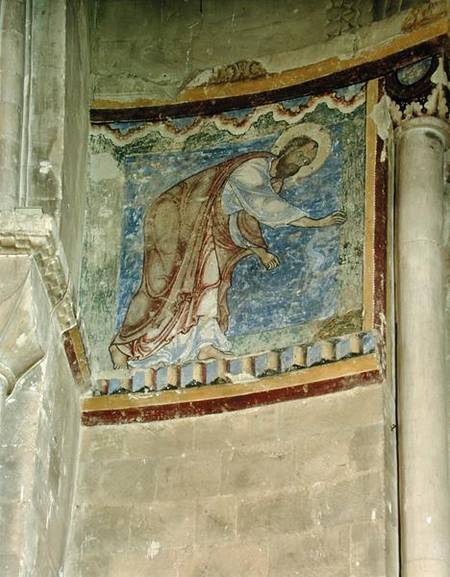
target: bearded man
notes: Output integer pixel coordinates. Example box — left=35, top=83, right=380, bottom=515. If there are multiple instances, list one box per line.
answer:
left=110, top=136, right=346, bottom=369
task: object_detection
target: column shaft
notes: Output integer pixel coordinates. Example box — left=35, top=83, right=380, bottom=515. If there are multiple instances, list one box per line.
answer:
left=396, top=117, right=450, bottom=577
left=0, top=0, right=27, bottom=208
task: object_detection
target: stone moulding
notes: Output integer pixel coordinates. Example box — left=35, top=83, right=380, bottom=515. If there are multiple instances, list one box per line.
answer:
left=0, top=210, right=74, bottom=329
left=0, top=209, right=91, bottom=390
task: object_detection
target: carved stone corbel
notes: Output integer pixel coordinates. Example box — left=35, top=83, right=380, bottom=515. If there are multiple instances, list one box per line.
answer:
left=372, top=54, right=449, bottom=139
left=0, top=209, right=90, bottom=395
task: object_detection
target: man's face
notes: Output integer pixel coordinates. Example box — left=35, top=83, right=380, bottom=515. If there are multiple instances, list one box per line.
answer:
left=276, top=141, right=318, bottom=180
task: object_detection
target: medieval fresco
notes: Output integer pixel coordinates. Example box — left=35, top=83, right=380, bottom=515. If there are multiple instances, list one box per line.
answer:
left=83, top=82, right=367, bottom=379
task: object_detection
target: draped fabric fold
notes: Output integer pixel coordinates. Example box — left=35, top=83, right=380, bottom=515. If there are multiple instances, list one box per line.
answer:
left=113, top=152, right=271, bottom=361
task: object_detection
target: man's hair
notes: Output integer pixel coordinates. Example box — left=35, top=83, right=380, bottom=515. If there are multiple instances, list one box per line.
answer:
left=278, top=135, right=318, bottom=157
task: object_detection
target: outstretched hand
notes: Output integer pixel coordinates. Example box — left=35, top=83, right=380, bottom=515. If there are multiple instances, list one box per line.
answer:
left=290, top=210, right=347, bottom=229
left=324, top=210, right=347, bottom=226
left=260, top=251, right=280, bottom=270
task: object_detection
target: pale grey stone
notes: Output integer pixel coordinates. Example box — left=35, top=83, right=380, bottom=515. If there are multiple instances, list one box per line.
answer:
left=80, top=426, right=127, bottom=462
left=0, top=101, right=22, bottom=138
left=193, top=405, right=278, bottom=451
left=76, top=554, right=112, bottom=577
left=314, top=472, right=384, bottom=527
left=295, top=430, right=353, bottom=487
left=108, top=549, right=179, bottom=577
left=129, top=500, right=196, bottom=550
left=268, top=527, right=350, bottom=577
left=277, top=384, right=383, bottom=439
left=178, top=542, right=269, bottom=577
left=0, top=555, right=21, bottom=575
left=100, top=458, right=157, bottom=504
left=121, top=419, right=194, bottom=459
left=237, top=489, right=313, bottom=539
left=78, top=505, right=131, bottom=556
left=0, top=503, right=24, bottom=555
left=221, top=442, right=294, bottom=494
left=155, top=451, right=222, bottom=500
left=349, top=424, right=384, bottom=472
left=306, top=342, right=324, bottom=366
left=195, top=496, right=237, bottom=544
left=1, top=2, right=26, bottom=35
left=351, top=521, right=386, bottom=577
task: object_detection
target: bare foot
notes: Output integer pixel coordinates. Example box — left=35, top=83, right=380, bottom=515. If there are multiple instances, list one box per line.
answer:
left=109, top=345, right=129, bottom=369
left=197, top=344, right=232, bottom=361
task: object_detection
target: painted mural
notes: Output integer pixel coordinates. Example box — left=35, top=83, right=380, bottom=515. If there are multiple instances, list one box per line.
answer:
left=83, top=82, right=367, bottom=377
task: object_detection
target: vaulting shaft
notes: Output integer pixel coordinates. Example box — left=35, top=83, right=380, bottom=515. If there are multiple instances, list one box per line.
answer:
left=396, top=116, right=450, bottom=577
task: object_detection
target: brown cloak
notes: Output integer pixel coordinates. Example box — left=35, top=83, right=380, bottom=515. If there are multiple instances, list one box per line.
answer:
left=113, top=151, right=272, bottom=361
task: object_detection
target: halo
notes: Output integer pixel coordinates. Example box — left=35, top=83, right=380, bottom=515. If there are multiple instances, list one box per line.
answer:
left=271, top=123, right=332, bottom=183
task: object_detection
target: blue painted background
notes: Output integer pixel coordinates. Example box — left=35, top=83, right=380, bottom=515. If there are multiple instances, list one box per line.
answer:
left=115, top=122, right=344, bottom=341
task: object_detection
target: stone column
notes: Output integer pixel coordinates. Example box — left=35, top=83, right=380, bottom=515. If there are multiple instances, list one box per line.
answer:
left=0, top=0, right=27, bottom=208
left=396, top=116, right=450, bottom=577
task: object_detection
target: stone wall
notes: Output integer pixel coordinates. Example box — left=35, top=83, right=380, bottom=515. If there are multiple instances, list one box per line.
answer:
left=64, top=383, right=395, bottom=577
left=0, top=258, right=81, bottom=577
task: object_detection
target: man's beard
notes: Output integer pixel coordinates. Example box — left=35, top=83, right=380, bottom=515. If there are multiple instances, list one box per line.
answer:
left=276, top=157, right=303, bottom=179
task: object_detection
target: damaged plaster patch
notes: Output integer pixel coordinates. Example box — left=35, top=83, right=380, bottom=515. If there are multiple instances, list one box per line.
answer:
left=370, top=95, right=392, bottom=143
left=90, top=152, right=123, bottom=182
left=15, top=333, right=28, bottom=348
left=39, top=161, right=53, bottom=175
left=146, top=540, right=161, bottom=559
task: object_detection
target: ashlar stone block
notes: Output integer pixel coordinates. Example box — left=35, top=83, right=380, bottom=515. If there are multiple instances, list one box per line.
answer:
left=193, top=405, right=278, bottom=451
left=108, top=548, right=179, bottom=577
left=237, top=489, right=313, bottom=540
left=80, top=426, right=127, bottom=462
left=121, top=419, right=194, bottom=459
left=195, top=496, right=237, bottom=544
left=78, top=458, right=157, bottom=505
left=178, top=542, right=269, bottom=577
left=128, top=499, right=196, bottom=551
left=349, top=424, right=384, bottom=473
left=268, top=526, right=350, bottom=577
left=350, top=521, right=386, bottom=577
left=77, top=505, right=131, bottom=556
left=221, top=442, right=294, bottom=495
left=295, top=430, right=353, bottom=487
left=314, top=472, right=384, bottom=528
left=277, top=384, right=383, bottom=439
left=155, top=451, right=222, bottom=501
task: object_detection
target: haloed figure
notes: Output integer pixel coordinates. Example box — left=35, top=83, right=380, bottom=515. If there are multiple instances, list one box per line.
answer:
left=110, top=135, right=346, bottom=369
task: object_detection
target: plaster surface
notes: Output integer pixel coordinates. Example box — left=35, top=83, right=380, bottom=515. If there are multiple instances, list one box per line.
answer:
left=89, top=0, right=434, bottom=105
